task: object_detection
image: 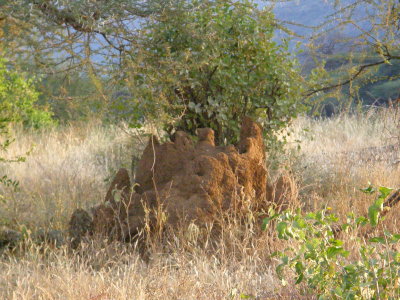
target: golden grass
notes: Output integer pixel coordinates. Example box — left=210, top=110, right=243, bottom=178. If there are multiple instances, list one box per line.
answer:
left=1, top=223, right=290, bottom=300
left=0, top=121, right=138, bottom=229
left=287, top=108, right=400, bottom=219
left=1, top=109, right=400, bottom=299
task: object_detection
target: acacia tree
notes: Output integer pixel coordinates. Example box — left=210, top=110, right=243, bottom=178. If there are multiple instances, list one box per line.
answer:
left=1, top=0, right=201, bottom=122
left=278, top=0, right=400, bottom=99
left=0, top=0, right=175, bottom=73
left=0, top=0, right=177, bottom=120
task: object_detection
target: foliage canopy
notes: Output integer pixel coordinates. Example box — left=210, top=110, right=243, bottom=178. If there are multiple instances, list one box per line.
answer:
left=126, top=0, right=304, bottom=143
left=2, top=0, right=400, bottom=136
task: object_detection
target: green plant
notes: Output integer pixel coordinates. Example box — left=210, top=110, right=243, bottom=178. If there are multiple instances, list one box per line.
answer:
left=264, top=185, right=400, bottom=299
left=0, top=58, right=52, bottom=198
left=0, top=58, right=55, bottom=129
left=126, top=0, right=304, bottom=144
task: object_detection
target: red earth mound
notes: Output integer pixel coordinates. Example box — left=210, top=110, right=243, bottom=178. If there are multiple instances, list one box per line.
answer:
left=69, top=117, right=271, bottom=243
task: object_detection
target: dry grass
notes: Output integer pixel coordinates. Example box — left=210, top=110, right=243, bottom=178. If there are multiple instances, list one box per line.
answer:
left=1, top=222, right=290, bottom=300
left=287, top=108, right=400, bottom=220
left=1, top=108, right=400, bottom=299
left=0, top=121, right=139, bottom=229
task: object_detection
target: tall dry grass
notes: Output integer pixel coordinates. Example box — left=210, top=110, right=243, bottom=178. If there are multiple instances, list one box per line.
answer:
left=1, top=109, right=400, bottom=299
left=287, top=108, right=400, bottom=221
left=0, top=121, right=140, bottom=229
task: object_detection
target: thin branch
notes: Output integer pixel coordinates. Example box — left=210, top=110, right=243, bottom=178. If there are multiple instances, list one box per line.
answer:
left=99, top=32, right=125, bottom=52
left=304, top=55, right=400, bottom=98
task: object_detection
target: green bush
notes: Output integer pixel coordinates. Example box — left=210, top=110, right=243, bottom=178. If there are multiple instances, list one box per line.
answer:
left=126, top=0, right=304, bottom=144
left=264, top=185, right=400, bottom=299
left=0, top=58, right=55, bottom=129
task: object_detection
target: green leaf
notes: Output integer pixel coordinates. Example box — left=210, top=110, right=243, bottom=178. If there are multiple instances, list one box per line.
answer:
left=295, top=261, right=304, bottom=283
left=378, top=186, right=393, bottom=200
left=344, top=264, right=356, bottom=273
left=394, top=252, right=400, bottom=263
left=368, top=205, right=380, bottom=227
left=293, top=218, right=306, bottom=229
left=369, top=237, right=386, bottom=243
left=368, top=197, right=385, bottom=227
left=356, top=216, right=369, bottom=226
left=360, top=183, right=376, bottom=194
left=329, top=239, right=343, bottom=247
left=327, top=246, right=345, bottom=258
left=277, top=222, right=288, bottom=239
left=261, top=217, right=269, bottom=231
left=341, top=223, right=351, bottom=232
left=240, top=294, right=255, bottom=299
left=295, top=273, right=304, bottom=284
left=269, top=252, right=279, bottom=260
left=306, top=212, right=317, bottom=219
left=392, top=234, right=400, bottom=242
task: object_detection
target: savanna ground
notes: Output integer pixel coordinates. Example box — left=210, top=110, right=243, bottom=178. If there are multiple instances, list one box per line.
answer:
left=1, top=107, right=400, bottom=299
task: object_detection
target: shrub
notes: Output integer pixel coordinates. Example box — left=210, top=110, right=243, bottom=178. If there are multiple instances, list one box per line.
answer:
left=264, top=185, right=400, bottom=298
left=0, top=58, right=55, bottom=192
left=0, top=58, right=55, bottom=129
left=125, top=0, right=304, bottom=144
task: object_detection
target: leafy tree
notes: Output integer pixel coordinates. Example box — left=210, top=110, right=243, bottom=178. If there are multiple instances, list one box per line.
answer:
left=4, top=0, right=399, bottom=137
left=126, top=0, right=304, bottom=143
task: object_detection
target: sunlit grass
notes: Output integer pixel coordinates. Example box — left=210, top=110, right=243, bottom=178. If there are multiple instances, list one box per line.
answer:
left=1, top=108, right=400, bottom=299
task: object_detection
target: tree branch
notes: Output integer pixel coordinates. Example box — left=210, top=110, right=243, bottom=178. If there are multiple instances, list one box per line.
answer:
left=32, top=0, right=96, bottom=33
left=304, top=54, right=400, bottom=98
